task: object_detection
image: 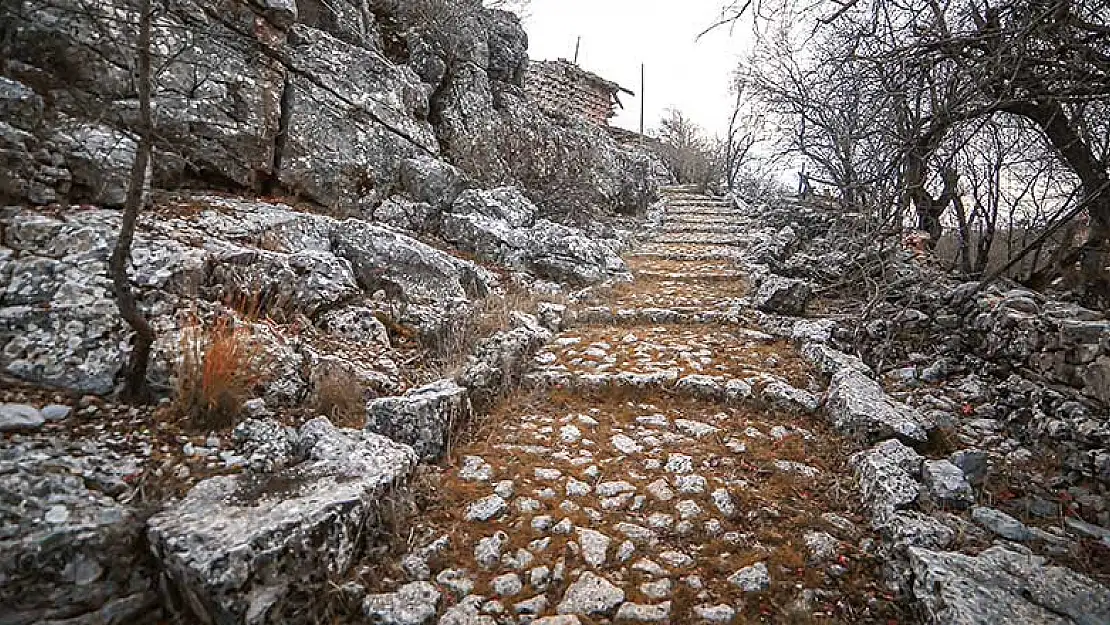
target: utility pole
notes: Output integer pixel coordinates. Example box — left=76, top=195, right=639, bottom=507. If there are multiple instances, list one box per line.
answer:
left=639, top=63, right=645, bottom=135
left=573, top=36, right=581, bottom=63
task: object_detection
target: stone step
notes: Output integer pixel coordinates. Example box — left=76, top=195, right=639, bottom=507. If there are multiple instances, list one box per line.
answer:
left=652, top=234, right=750, bottom=245
left=633, top=269, right=747, bottom=281
left=628, top=249, right=747, bottom=261
left=567, top=305, right=748, bottom=326
left=666, top=207, right=742, bottom=215
left=661, top=216, right=750, bottom=226
left=661, top=225, right=747, bottom=235
left=524, top=368, right=818, bottom=413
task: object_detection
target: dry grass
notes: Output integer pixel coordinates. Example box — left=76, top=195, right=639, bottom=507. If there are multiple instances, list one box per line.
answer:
left=174, top=315, right=266, bottom=430
left=312, top=366, right=368, bottom=428
left=419, top=287, right=561, bottom=381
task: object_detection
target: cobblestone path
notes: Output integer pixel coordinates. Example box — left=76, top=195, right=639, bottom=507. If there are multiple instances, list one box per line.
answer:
left=379, top=188, right=905, bottom=624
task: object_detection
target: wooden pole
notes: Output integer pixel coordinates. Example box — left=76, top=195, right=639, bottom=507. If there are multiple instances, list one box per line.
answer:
left=574, top=36, right=581, bottom=63
left=639, top=63, right=645, bottom=135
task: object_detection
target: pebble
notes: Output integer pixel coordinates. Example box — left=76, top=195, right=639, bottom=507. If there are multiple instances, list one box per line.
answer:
left=530, top=566, right=551, bottom=590
left=576, top=528, right=611, bottom=568
left=466, top=495, right=508, bottom=522
left=492, top=573, right=523, bottom=597
left=475, top=532, right=508, bottom=569
left=566, top=478, right=592, bottom=497
left=435, top=569, right=474, bottom=597
left=658, top=550, right=694, bottom=569
left=612, top=434, right=643, bottom=455
left=664, top=454, right=694, bottom=473
left=460, top=455, right=494, bottom=481
left=615, top=601, right=671, bottom=622
left=596, top=481, right=637, bottom=497
left=728, top=561, right=770, bottom=592
left=694, top=604, right=736, bottom=622
left=675, top=499, right=702, bottom=520
left=535, top=467, right=563, bottom=481
left=494, top=480, right=514, bottom=499
left=556, top=571, right=625, bottom=617
left=675, top=474, right=708, bottom=494
left=646, top=479, right=675, bottom=501
left=640, top=578, right=673, bottom=600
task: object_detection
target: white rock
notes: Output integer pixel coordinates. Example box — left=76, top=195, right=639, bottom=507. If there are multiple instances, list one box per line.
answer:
left=556, top=571, right=625, bottom=617
left=466, top=495, right=508, bottom=522
left=614, top=601, right=670, bottom=622
left=576, top=528, right=611, bottom=568
left=460, top=455, right=494, bottom=482
left=728, top=562, right=769, bottom=592
left=646, top=479, right=675, bottom=502
left=612, top=434, right=643, bottom=455
left=664, top=454, right=693, bottom=473
left=492, top=573, right=523, bottom=597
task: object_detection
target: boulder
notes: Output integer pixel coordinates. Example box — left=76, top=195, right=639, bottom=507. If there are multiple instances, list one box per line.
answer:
left=399, top=157, right=469, bottom=207
left=753, top=276, right=811, bottom=315
left=0, top=403, right=45, bottom=432
left=373, top=197, right=439, bottom=233
left=849, top=439, right=923, bottom=518
left=366, top=379, right=472, bottom=460
left=826, top=368, right=930, bottom=444
left=921, top=459, right=975, bottom=509
left=908, top=545, right=1110, bottom=624
left=800, top=342, right=873, bottom=376
left=148, top=418, right=418, bottom=625
left=332, top=219, right=492, bottom=303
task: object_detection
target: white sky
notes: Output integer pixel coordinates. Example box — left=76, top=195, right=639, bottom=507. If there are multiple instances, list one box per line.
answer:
left=521, top=1, right=752, bottom=137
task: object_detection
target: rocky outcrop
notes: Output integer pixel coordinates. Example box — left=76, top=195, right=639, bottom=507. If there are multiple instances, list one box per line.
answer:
left=148, top=417, right=418, bottom=624
left=1, top=0, right=666, bottom=217
left=0, top=198, right=497, bottom=396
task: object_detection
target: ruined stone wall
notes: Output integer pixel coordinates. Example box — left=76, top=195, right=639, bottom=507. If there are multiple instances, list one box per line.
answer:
left=524, top=59, right=619, bottom=126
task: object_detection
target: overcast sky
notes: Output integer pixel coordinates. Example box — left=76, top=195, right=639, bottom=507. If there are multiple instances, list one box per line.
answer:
left=521, top=1, right=752, bottom=137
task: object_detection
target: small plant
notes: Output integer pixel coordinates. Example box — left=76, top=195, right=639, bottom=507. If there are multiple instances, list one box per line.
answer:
left=174, top=314, right=265, bottom=430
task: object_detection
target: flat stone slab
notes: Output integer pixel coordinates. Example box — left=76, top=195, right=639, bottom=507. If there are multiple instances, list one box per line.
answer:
left=148, top=417, right=417, bottom=624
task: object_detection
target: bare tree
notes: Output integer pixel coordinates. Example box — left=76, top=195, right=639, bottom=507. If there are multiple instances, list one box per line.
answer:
left=654, top=108, right=716, bottom=188
left=108, top=0, right=156, bottom=400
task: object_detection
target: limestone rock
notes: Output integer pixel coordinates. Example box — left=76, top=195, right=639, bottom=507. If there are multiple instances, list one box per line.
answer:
left=826, top=368, right=929, bottom=444
left=908, top=545, right=1110, bottom=624
left=362, top=581, right=441, bottom=625
left=753, top=275, right=811, bottom=315
left=147, top=418, right=418, bottom=624
left=727, top=562, right=770, bottom=593
left=0, top=403, right=45, bottom=432
left=556, top=571, right=625, bottom=617
left=921, top=459, right=975, bottom=509
left=367, top=379, right=472, bottom=461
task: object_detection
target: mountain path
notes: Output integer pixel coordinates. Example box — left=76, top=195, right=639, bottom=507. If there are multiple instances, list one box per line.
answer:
left=374, top=188, right=904, bottom=624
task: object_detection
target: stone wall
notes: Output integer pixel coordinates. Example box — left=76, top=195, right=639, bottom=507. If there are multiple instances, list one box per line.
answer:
left=524, top=59, right=626, bottom=126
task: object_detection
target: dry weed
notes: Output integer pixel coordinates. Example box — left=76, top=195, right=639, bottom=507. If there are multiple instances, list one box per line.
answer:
left=174, top=314, right=266, bottom=430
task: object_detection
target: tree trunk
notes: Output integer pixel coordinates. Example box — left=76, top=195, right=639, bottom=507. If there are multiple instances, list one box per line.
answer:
left=1004, top=100, right=1110, bottom=305
left=108, top=0, right=155, bottom=401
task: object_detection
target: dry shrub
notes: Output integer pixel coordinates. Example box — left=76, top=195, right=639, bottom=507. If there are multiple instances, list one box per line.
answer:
left=174, top=315, right=265, bottom=430
left=313, top=367, right=368, bottom=428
